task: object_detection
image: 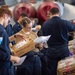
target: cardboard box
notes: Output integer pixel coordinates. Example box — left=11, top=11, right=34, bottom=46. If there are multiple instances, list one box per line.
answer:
left=58, top=56, right=75, bottom=75
left=68, top=40, right=73, bottom=46
left=19, top=30, right=37, bottom=40
left=10, top=30, right=36, bottom=57
left=68, top=40, right=75, bottom=54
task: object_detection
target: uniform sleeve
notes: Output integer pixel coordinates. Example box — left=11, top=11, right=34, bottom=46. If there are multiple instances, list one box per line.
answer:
left=0, top=30, right=10, bottom=62
left=12, top=24, right=18, bottom=34
left=5, top=24, right=13, bottom=36
left=66, top=21, right=75, bottom=32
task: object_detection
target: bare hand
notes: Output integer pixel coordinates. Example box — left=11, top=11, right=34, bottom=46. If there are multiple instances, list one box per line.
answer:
left=10, top=55, right=20, bottom=63
left=35, top=25, right=41, bottom=30
left=35, top=43, right=44, bottom=50
left=14, top=56, right=20, bottom=63
left=15, top=33, right=26, bottom=40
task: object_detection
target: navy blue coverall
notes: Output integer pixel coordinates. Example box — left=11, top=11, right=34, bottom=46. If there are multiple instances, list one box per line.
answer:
left=12, top=22, right=42, bottom=75
left=41, top=16, right=75, bottom=75
left=36, top=49, right=48, bottom=75
left=0, top=24, right=14, bottom=75
left=16, top=51, right=42, bottom=75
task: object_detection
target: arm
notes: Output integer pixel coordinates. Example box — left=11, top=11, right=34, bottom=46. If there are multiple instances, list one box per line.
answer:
left=66, top=20, right=75, bottom=32
left=9, top=33, right=26, bottom=42
left=9, top=34, right=15, bottom=42
left=10, top=55, right=20, bottom=63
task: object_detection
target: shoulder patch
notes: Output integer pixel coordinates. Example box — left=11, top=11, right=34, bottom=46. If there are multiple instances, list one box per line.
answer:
left=0, top=37, right=3, bottom=44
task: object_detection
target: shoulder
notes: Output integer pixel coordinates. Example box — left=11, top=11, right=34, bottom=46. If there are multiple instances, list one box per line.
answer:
left=62, top=19, right=72, bottom=25
left=0, top=29, right=7, bottom=38
left=0, top=26, right=5, bottom=34
left=12, top=23, right=19, bottom=29
left=9, top=24, right=12, bottom=27
left=42, top=20, right=50, bottom=26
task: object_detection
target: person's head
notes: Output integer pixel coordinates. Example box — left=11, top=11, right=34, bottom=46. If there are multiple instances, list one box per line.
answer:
left=0, top=7, right=12, bottom=27
left=20, top=13, right=28, bottom=18
left=49, top=7, right=60, bottom=18
left=18, top=13, right=28, bottom=23
left=20, top=17, right=33, bottom=32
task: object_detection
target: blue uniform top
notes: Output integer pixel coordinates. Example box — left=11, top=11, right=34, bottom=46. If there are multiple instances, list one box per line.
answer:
left=42, top=16, right=75, bottom=46
left=12, top=22, right=22, bottom=34
left=0, top=24, right=13, bottom=72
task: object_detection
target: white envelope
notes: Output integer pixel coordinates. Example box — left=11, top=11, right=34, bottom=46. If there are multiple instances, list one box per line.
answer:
left=34, top=35, right=51, bottom=44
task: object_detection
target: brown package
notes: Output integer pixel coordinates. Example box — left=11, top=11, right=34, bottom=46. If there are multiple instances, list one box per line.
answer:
left=10, top=30, right=37, bottom=57
left=68, top=40, right=75, bottom=54
left=57, top=56, right=75, bottom=75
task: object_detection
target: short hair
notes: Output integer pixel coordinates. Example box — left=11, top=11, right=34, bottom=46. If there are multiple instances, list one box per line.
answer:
left=50, top=7, right=59, bottom=15
left=0, top=7, right=12, bottom=18
left=20, top=17, right=31, bottom=27
left=20, top=13, right=28, bottom=18
left=1, top=5, right=9, bottom=9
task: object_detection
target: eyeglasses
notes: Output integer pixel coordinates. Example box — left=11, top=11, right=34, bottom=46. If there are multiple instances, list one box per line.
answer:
left=6, top=15, right=11, bottom=23
left=26, top=27, right=32, bottom=30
